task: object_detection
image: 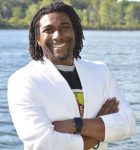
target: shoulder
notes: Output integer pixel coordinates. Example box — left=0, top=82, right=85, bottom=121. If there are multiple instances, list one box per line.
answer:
left=75, top=59, right=112, bottom=81
left=8, top=61, right=35, bottom=84
left=76, top=59, right=110, bottom=72
left=76, top=58, right=105, bottom=66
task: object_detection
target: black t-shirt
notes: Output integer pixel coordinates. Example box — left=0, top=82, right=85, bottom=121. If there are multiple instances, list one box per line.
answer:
left=56, top=65, right=84, bottom=117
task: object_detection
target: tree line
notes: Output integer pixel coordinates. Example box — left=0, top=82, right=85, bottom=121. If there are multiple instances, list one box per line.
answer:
left=0, top=0, right=140, bottom=30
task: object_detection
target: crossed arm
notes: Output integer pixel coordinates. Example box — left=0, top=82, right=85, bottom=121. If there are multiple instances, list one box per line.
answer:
left=52, top=97, right=119, bottom=150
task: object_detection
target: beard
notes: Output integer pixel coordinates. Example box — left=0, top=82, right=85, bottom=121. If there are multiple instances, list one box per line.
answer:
left=44, top=47, right=70, bottom=61
left=43, top=41, right=74, bottom=63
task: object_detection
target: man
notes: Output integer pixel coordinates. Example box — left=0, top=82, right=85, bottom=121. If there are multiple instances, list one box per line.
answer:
left=8, top=2, right=135, bottom=150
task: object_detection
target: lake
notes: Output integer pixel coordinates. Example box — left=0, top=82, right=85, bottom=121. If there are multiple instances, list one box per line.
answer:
left=0, top=30, right=140, bottom=150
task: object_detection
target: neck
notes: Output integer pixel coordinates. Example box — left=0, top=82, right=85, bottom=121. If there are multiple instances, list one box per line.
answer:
left=49, top=57, right=74, bottom=66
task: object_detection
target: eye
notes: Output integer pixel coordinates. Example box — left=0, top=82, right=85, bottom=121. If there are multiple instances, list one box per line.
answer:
left=43, top=27, right=54, bottom=34
left=62, top=25, right=71, bottom=30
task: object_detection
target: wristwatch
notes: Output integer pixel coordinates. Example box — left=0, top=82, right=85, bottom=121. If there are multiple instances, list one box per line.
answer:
left=73, top=117, right=83, bottom=134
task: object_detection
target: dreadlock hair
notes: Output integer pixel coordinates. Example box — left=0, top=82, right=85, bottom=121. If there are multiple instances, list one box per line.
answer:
left=29, top=1, right=84, bottom=61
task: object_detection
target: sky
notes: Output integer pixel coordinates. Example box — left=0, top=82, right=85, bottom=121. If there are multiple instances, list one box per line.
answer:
left=129, top=0, right=140, bottom=2
left=118, top=0, right=140, bottom=1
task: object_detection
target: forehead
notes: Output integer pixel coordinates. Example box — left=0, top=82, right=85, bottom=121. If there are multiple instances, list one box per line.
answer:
left=39, top=12, right=72, bottom=27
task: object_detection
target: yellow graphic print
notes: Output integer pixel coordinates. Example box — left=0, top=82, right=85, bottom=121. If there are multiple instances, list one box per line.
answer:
left=74, top=92, right=84, bottom=117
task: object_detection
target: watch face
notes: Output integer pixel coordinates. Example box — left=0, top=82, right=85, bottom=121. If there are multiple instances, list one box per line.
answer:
left=73, top=117, right=83, bottom=134
left=75, top=118, right=83, bottom=125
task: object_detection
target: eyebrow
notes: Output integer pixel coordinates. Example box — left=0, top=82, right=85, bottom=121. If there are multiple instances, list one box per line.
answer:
left=41, top=22, right=72, bottom=29
left=42, top=25, right=52, bottom=29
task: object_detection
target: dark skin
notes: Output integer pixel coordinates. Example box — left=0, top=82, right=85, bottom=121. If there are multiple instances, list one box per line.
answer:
left=37, top=12, right=120, bottom=150
left=52, top=97, right=119, bottom=150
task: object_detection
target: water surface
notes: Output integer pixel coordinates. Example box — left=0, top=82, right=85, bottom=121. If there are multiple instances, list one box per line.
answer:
left=0, top=30, right=139, bottom=150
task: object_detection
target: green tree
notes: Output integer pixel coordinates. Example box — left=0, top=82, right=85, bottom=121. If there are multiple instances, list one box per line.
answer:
left=99, top=0, right=119, bottom=29
left=23, top=3, right=39, bottom=27
left=125, top=2, right=140, bottom=29
left=86, top=0, right=101, bottom=29
left=117, top=0, right=129, bottom=28
left=9, top=7, right=24, bottom=27
left=0, top=0, right=140, bottom=29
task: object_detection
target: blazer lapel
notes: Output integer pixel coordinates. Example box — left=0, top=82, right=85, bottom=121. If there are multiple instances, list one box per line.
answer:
left=32, top=59, right=80, bottom=116
left=74, top=59, right=88, bottom=117
left=74, top=59, right=101, bottom=118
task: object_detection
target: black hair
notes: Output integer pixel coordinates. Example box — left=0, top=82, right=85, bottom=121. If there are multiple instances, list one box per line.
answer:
left=29, top=1, right=84, bottom=61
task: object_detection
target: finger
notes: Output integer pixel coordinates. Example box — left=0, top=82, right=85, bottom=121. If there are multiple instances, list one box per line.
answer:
left=101, top=98, right=112, bottom=111
left=110, top=105, right=119, bottom=114
left=115, top=106, right=119, bottom=113
left=104, top=98, right=112, bottom=106
left=96, top=98, right=112, bottom=117
left=107, top=98, right=119, bottom=114
left=108, top=105, right=119, bottom=114
left=101, top=98, right=117, bottom=114
left=96, top=97, right=119, bottom=117
left=101, top=97, right=119, bottom=114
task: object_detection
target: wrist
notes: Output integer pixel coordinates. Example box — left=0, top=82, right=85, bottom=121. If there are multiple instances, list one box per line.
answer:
left=73, top=117, right=83, bottom=134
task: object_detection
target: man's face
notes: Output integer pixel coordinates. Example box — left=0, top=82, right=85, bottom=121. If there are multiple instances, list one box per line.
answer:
left=37, top=12, right=75, bottom=65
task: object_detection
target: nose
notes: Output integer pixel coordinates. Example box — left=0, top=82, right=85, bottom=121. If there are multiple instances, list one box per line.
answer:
left=52, top=30, right=62, bottom=40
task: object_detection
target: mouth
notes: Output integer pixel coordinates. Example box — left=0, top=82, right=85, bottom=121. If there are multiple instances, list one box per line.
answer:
left=49, top=43, right=66, bottom=49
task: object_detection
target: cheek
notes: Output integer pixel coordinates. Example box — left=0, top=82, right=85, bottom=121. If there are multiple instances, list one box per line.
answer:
left=40, top=36, right=50, bottom=51
left=41, top=34, right=50, bottom=43
left=43, top=35, right=49, bottom=42
left=66, top=31, right=75, bottom=44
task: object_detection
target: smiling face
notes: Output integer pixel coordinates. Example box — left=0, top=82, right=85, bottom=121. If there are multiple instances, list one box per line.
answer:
left=37, top=12, right=75, bottom=65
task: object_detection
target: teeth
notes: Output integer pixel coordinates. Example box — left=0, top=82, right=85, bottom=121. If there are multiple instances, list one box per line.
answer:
left=52, top=43, right=65, bottom=48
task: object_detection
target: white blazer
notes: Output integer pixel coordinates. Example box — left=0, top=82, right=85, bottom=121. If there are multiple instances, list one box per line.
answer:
left=8, top=58, right=136, bottom=150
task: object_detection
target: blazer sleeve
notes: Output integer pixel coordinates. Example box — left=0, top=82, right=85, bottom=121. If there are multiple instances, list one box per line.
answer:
left=100, top=64, right=136, bottom=142
left=8, top=73, right=83, bottom=150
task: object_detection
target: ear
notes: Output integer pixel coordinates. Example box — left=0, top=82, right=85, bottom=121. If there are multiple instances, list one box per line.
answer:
left=37, top=40, right=41, bottom=46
